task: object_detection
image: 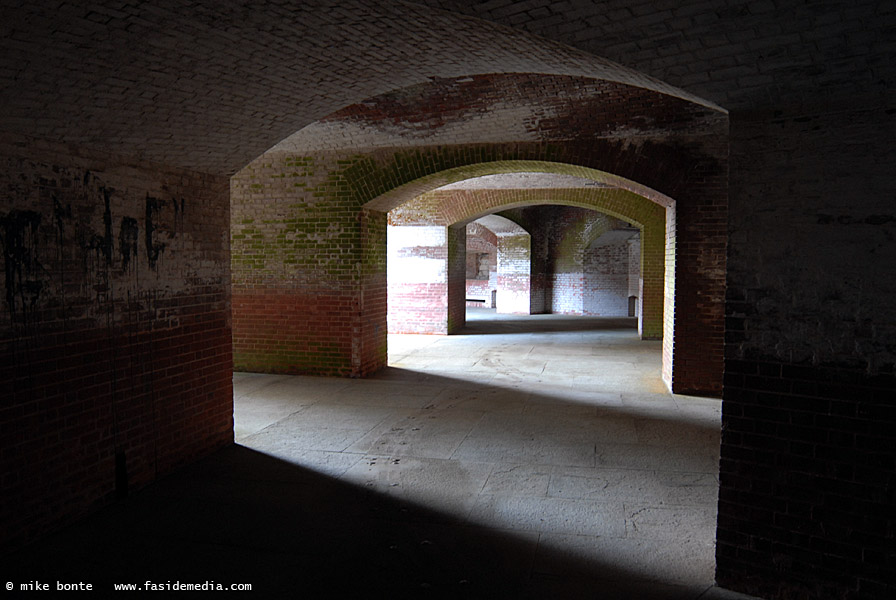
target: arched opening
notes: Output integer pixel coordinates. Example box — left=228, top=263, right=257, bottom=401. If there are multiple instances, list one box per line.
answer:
left=471, top=215, right=531, bottom=316
left=230, top=71, right=728, bottom=395
left=352, top=163, right=680, bottom=389
left=464, top=220, right=499, bottom=310
left=227, top=69, right=727, bottom=593
left=386, top=212, right=536, bottom=335
left=387, top=188, right=650, bottom=326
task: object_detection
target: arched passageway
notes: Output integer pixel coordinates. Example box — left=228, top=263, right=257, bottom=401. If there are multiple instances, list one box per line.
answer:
left=385, top=172, right=665, bottom=334
left=231, top=72, right=727, bottom=396
left=233, top=149, right=722, bottom=395
left=386, top=213, right=535, bottom=334
left=4, top=3, right=892, bottom=600
left=468, top=215, right=532, bottom=316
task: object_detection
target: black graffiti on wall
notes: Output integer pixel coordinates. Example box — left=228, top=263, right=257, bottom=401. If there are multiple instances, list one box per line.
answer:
left=86, top=185, right=114, bottom=267
left=0, top=210, right=44, bottom=324
left=53, top=194, right=72, bottom=241
left=2, top=168, right=190, bottom=326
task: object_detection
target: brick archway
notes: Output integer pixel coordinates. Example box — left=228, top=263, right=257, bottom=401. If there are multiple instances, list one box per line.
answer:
left=348, top=158, right=721, bottom=396
left=231, top=76, right=727, bottom=395
left=387, top=179, right=666, bottom=340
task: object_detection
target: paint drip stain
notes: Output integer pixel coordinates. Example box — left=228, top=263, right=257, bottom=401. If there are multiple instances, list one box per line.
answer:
left=86, top=186, right=114, bottom=266
left=119, top=217, right=139, bottom=271
left=145, top=195, right=167, bottom=269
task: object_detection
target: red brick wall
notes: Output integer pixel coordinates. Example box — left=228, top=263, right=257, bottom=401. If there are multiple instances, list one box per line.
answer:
left=231, top=152, right=373, bottom=374
left=0, top=135, right=232, bottom=547
left=231, top=289, right=355, bottom=374
left=715, top=105, right=896, bottom=600
left=359, top=208, right=388, bottom=376
left=668, top=161, right=727, bottom=395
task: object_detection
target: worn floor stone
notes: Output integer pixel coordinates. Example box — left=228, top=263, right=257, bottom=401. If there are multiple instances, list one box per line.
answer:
left=6, top=309, right=764, bottom=598
left=232, top=309, right=742, bottom=596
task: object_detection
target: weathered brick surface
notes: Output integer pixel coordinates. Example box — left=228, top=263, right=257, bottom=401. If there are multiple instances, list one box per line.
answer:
left=0, top=134, right=232, bottom=547
left=446, top=224, right=467, bottom=332
left=715, top=103, right=896, bottom=600
left=4, top=2, right=892, bottom=597
left=584, top=231, right=640, bottom=317
left=278, top=73, right=724, bottom=154
left=495, top=229, right=532, bottom=315
left=387, top=225, right=449, bottom=334
left=0, top=2, right=718, bottom=176
left=232, top=140, right=722, bottom=392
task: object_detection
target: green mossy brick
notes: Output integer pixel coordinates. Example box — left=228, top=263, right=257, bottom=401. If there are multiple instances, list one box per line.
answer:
left=233, top=143, right=677, bottom=378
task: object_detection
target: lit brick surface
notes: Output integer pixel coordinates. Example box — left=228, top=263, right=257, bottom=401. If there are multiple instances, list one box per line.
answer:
left=465, top=222, right=498, bottom=307
left=584, top=231, right=640, bottom=317
left=387, top=225, right=449, bottom=334
left=495, top=229, right=532, bottom=315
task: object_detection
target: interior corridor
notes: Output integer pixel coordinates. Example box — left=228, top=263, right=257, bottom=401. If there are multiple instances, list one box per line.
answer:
left=7, top=309, right=756, bottom=599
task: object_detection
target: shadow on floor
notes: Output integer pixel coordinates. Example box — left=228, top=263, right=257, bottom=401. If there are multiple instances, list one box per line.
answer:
left=460, top=311, right=639, bottom=336
left=6, top=312, right=751, bottom=598
left=5, top=444, right=727, bottom=599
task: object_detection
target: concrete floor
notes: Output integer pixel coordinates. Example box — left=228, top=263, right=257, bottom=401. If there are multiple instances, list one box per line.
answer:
left=6, top=309, right=760, bottom=598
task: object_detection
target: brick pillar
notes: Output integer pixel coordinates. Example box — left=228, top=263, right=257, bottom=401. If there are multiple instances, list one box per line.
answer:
left=668, top=178, right=727, bottom=396
left=529, top=224, right=549, bottom=314
left=358, top=208, right=388, bottom=375
left=446, top=224, right=466, bottom=333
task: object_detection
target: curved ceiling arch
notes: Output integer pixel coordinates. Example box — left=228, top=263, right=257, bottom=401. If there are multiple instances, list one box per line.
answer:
left=390, top=177, right=664, bottom=236
left=368, top=160, right=676, bottom=215
left=271, top=73, right=726, bottom=156
left=473, top=214, right=528, bottom=237
left=1, top=2, right=723, bottom=175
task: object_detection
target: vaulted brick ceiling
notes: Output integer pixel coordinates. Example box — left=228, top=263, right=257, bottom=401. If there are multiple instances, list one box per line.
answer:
left=413, top=0, right=889, bottom=110
left=3, top=1, right=886, bottom=175
left=1, top=1, right=718, bottom=175
left=272, top=73, right=725, bottom=154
